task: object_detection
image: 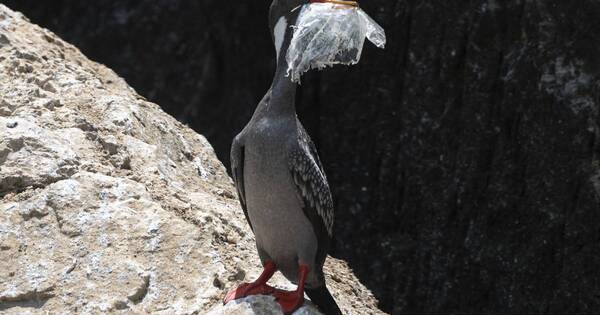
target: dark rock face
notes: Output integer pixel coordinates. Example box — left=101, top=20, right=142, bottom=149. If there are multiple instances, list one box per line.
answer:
left=5, top=0, right=600, bottom=314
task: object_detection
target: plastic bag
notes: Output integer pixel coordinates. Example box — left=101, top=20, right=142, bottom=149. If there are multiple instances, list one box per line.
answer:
left=286, top=2, right=386, bottom=83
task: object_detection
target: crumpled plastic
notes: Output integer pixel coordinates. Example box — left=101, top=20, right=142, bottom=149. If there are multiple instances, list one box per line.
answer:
left=286, top=2, right=386, bottom=83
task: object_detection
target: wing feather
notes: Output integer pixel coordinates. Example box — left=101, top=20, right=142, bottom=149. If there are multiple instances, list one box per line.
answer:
left=289, top=126, right=334, bottom=266
left=231, top=137, right=252, bottom=231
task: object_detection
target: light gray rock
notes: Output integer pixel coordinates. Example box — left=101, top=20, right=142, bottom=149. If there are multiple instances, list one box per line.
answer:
left=0, top=4, right=384, bottom=315
left=207, top=295, right=322, bottom=315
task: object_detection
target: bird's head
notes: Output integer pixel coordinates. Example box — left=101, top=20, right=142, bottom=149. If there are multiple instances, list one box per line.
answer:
left=269, top=0, right=306, bottom=28
left=269, top=0, right=306, bottom=61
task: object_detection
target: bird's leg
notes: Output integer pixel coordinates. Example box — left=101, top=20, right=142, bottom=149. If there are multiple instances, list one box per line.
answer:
left=272, top=264, right=309, bottom=314
left=223, top=260, right=277, bottom=304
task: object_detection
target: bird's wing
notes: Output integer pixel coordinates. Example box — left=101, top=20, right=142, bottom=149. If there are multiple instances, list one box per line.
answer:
left=302, top=125, right=327, bottom=176
left=231, top=136, right=252, bottom=231
left=289, top=130, right=334, bottom=266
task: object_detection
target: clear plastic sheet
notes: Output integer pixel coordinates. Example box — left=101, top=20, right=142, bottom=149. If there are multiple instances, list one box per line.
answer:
left=286, top=3, right=386, bottom=83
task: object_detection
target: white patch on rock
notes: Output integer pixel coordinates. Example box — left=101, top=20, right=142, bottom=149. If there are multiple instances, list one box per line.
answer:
left=540, top=57, right=595, bottom=114
left=193, top=156, right=210, bottom=180
left=209, top=295, right=322, bottom=315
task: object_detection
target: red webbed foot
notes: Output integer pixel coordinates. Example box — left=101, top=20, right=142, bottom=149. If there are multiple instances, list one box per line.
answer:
left=273, top=288, right=305, bottom=314
left=224, top=282, right=276, bottom=304
left=272, top=264, right=310, bottom=314
left=223, top=260, right=277, bottom=304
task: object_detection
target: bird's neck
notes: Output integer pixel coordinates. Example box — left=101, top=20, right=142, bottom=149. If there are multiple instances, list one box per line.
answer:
left=253, top=13, right=299, bottom=120
left=267, top=56, right=298, bottom=116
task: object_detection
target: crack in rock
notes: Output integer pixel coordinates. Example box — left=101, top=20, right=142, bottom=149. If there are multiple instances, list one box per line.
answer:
left=127, top=274, right=150, bottom=304
left=0, top=286, right=55, bottom=311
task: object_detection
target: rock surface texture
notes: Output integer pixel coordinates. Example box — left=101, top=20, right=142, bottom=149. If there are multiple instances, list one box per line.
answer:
left=0, top=5, right=383, bottom=315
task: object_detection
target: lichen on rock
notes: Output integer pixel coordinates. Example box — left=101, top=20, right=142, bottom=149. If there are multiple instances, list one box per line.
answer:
left=0, top=4, right=383, bottom=315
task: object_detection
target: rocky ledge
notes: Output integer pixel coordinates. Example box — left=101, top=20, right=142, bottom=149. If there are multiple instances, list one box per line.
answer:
left=0, top=4, right=383, bottom=315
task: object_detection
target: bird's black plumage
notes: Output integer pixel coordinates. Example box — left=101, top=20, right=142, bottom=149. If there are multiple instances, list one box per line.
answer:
left=306, top=286, right=343, bottom=315
left=231, top=137, right=252, bottom=231
left=289, top=121, right=334, bottom=274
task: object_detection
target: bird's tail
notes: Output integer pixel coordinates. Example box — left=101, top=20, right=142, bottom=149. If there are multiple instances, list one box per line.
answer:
left=305, top=285, right=342, bottom=315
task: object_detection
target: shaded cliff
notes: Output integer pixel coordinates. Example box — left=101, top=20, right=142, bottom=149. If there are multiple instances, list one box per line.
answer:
left=0, top=5, right=383, bottom=314
left=4, top=1, right=600, bottom=314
